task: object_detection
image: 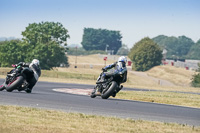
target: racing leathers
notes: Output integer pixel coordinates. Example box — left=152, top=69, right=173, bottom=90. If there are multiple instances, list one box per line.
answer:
left=18, top=62, right=41, bottom=93
left=97, top=61, right=127, bottom=84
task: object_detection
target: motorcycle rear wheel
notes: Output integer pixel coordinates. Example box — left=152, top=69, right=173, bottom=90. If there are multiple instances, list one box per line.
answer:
left=6, top=76, right=24, bottom=92
left=101, top=81, right=117, bottom=99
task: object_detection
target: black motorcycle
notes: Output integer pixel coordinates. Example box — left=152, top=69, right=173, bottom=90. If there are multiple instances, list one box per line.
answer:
left=90, top=69, right=125, bottom=99
left=0, top=64, right=33, bottom=92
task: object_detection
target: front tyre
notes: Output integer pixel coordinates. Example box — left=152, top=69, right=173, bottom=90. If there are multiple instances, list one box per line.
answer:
left=101, top=81, right=117, bottom=99
left=90, top=93, right=96, bottom=98
left=6, top=76, right=24, bottom=92
left=90, top=88, right=97, bottom=98
left=0, top=84, right=5, bottom=91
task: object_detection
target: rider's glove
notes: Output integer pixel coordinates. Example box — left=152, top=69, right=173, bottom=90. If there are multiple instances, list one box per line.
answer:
left=102, top=68, right=107, bottom=72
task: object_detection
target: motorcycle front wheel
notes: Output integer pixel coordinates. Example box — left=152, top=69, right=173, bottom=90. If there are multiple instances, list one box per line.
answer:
left=0, top=84, right=5, bottom=91
left=6, top=76, right=24, bottom=92
left=101, top=81, right=117, bottom=99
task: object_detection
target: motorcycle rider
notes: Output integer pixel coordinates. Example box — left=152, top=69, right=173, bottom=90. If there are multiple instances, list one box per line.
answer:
left=96, top=56, right=128, bottom=96
left=0, top=59, right=41, bottom=93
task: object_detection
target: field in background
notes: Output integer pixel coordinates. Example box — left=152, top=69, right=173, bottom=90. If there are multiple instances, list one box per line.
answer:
left=68, top=54, right=121, bottom=69
left=147, top=65, right=195, bottom=86
left=0, top=54, right=199, bottom=93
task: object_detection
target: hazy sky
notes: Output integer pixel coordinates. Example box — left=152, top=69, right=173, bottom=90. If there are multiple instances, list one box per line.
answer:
left=0, top=0, right=199, bottom=48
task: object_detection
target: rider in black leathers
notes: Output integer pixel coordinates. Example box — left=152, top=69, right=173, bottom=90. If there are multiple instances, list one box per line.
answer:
left=0, top=59, right=41, bottom=93
left=96, top=56, right=128, bottom=96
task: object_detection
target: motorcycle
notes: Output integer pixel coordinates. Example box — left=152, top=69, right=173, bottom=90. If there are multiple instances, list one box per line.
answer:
left=90, top=69, right=125, bottom=99
left=0, top=64, right=32, bottom=92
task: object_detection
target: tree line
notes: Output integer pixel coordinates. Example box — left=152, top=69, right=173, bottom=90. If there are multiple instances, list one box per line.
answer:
left=0, top=22, right=69, bottom=70
left=81, top=28, right=122, bottom=54
left=152, top=35, right=200, bottom=60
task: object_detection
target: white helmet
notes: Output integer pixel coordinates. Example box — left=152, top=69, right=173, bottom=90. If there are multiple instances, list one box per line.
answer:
left=32, top=59, right=40, bottom=66
left=118, top=56, right=127, bottom=63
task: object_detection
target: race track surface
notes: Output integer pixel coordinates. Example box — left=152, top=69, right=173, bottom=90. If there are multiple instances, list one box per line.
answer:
left=0, top=79, right=200, bottom=126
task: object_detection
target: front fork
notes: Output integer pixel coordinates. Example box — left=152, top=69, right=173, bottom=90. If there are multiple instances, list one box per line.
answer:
left=95, top=85, right=103, bottom=96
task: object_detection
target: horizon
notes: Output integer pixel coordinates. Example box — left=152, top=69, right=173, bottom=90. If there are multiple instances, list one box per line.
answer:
left=0, top=34, right=199, bottom=48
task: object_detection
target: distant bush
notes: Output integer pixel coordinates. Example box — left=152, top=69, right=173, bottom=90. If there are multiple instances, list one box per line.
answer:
left=128, top=37, right=162, bottom=71
left=191, top=63, right=200, bottom=87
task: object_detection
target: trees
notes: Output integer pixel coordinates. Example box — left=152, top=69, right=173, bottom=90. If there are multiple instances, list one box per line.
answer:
left=186, top=39, right=200, bottom=60
left=152, top=35, right=194, bottom=59
left=0, top=21, right=70, bottom=70
left=22, top=22, right=69, bottom=46
left=26, top=42, right=68, bottom=69
left=0, top=40, right=27, bottom=67
left=81, top=28, right=122, bottom=54
left=128, top=37, right=162, bottom=71
left=22, top=21, right=70, bottom=69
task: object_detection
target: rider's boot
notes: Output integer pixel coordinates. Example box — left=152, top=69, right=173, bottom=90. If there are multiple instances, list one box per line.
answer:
left=18, top=87, right=25, bottom=92
left=117, top=85, right=123, bottom=93
left=112, top=92, right=116, bottom=97
left=25, top=88, right=32, bottom=93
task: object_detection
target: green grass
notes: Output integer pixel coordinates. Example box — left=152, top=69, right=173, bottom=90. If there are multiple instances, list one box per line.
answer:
left=0, top=68, right=99, bottom=81
left=115, top=91, right=200, bottom=108
left=41, top=70, right=98, bottom=80
left=0, top=105, right=200, bottom=133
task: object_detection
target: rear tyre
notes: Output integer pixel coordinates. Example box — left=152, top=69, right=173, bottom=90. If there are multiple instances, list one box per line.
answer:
left=6, top=76, right=24, bottom=92
left=101, top=81, right=117, bottom=99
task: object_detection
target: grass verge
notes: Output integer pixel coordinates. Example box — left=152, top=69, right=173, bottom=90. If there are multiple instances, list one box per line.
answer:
left=0, top=105, right=200, bottom=133
left=115, top=91, right=200, bottom=108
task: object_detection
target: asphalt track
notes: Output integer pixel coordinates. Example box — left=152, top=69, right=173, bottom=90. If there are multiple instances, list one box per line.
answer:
left=0, top=78, right=200, bottom=126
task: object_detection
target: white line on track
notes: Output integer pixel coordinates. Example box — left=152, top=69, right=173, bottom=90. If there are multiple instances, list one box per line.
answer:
left=53, top=88, right=93, bottom=96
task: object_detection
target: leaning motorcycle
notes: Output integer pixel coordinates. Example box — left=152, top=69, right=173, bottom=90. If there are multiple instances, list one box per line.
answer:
left=90, top=69, right=124, bottom=99
left=0, top=64, right=32, bottom=92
